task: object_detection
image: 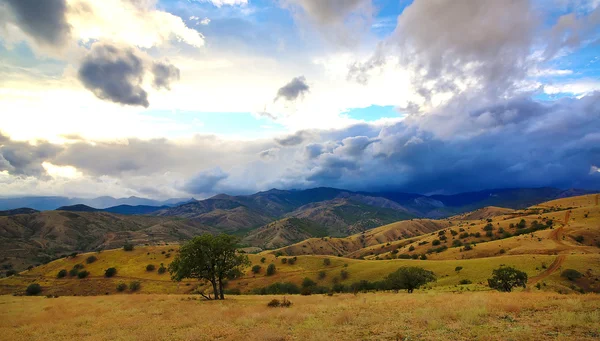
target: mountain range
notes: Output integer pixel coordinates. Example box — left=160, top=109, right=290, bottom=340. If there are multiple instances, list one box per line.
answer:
left=0, top=186, right=594, bottom=271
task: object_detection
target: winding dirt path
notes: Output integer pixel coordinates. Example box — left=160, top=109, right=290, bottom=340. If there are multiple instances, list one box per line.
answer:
left=528, top=254, right=566, bottom=287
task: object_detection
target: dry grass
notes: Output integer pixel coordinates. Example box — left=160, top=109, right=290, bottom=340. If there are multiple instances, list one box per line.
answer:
left=1, top=292, right=599, bottom=340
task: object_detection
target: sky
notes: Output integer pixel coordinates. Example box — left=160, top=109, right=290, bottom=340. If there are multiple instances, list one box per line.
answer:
left=0, top=0, right=599, bottom=199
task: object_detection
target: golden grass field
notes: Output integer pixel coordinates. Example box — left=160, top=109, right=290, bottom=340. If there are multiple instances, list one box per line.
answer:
left=2, top=292, right=600, bottom=341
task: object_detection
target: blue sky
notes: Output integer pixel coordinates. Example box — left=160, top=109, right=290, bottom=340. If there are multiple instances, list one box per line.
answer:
left=0, top=0, right=599, bottom=198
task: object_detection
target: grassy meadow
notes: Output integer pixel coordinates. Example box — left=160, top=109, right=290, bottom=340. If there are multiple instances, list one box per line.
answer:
left=2, top=292, right=600, bottom=341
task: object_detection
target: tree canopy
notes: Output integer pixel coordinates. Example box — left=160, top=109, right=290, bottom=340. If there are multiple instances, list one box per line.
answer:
left=169, top=234, right=249, bottom=300
left=385, top=266, right=436, bottom=293
left=487, top=266, right=527, bottom=292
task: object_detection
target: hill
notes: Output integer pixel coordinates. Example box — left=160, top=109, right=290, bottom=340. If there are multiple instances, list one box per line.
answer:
left=0, top=208, right=39, bottom=216
left=56, top=204, right=100, bottom=212
left=102, top=205, right=169, bottom=215
left=0, top=211, right=215, bottom=271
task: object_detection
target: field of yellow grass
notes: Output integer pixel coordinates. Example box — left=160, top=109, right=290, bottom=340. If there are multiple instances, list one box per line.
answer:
left=2, top=292, right=600, bottom=341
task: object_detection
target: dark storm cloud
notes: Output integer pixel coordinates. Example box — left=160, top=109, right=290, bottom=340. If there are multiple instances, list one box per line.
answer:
left=3, top=0, right=71, bottom=47
left=183, top=168, right=229, bottom=195
left=78, top=43, right=181, bottom=107
left=274, top=76, right=309, bottom=102
left=0, top=134, right=64, bottom=176
left=152, top=62, right=181, bottom=90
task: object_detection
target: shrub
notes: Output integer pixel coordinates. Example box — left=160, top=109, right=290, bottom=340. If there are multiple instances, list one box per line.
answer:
left=408, top=245, right=415, bottom=252
left=254, top=282, right=300, bottom=295
left=104, top=267, right=117, bottom=277
left=26, top=283, right=42, bottom=296
left=385, top=267, right=436, bottom=293
left=157, top=264, right=166, bottom=274
left=146, top=264, right=155, bottom=272
left=57, top=269, right=68, bottom=278
left=77, top=270, right=90, bottom=279
left=432, top=239, right=441, bottom=246
left=459, top=279, right=472, bottom=285
left=267, top=299, right=281, bottom=307
left=116, top=283, right=127, bottom=292
left=123, top=243, right=134, bottom=251
left=517, top=219, right=527, bottom=229
left=224, top=288, right=241, bottom=295
left=129, top=281, right=141, bottom=291
left=266, top=264, right=276, bottom=276
left=488, top=266, right=528, bottom=292
left=499, top=249, right=506, bottom=254
left=5, top=269, right=17, bottom=277
left=455, top=266, right=463, bottom=273
left=459, top=232, right=470, bottom=239
left=323, top=258, right=331, bottom=266
left=452, top=240, right=463, bottom=247
left=340, top=269, right=349, bottom=280
left=419, top=254, right=427, bottom=260
left=561, top=269, right=583, bottom=281
left=318, top=271, right=326, bottom=279
left=260, top=257, right=266, bottom=263
left=86, top=255, right=98, bottom=264
left=398, top=254, right=411, bottom=259
left=251, top=265, right=262, bottom=274
left=463, top=244, right=473, bottom=251
left=450, top=230, right=458, bottom=236
left=439, top=235, right=447, bottom=241
left=165, top=253, right=171, bottom=258
left=574, top=235, right=584, bottom=243
left=485, top=231, right=493, bottom=238
left=288, top=257, right=297, bottom=265
left=69, top=268, right=79, bottom=277
left=302, top=277, right=316, bottom=288
left=281, top=258, right=288, bottom=264
left=73, top=263, right=85, bottom=270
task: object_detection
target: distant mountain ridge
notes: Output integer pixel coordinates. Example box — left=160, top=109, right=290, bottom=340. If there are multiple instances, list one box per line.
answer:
left=0, top=196, right=193, bottom=211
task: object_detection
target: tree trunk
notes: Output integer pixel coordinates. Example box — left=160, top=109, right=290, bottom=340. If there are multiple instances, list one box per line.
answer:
left=211, top=279, right=219, bottom=299
left=218, top=276, right=225, bottom=300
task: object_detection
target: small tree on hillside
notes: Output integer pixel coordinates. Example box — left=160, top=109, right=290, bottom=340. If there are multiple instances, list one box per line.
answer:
left=385, top=267, right=436, bottom=293
left=266, top=264, right=276, bottom=276
left=169, top=234, right=250, bottom=300
left=487, top=266, right=527, bottom=292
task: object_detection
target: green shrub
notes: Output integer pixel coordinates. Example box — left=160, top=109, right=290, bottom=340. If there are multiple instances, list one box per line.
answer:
left=463, top=244, right=473, bottom=251
left=146, top=264, right=155, bottom=272
left=116, top=283, right=127, bottom=292
left=318, top=271, right=326, bottom=279
left=123, top=244, right=134, bottom=251
left=69, top=268, right=79, bottom=277
left=432, top=239, right=441, bottom=246
left=266, top=264, right=276, bottom=276
left=408, top=245, right=415, bottom=252
left=252, top=265, right=261, bottom=274
left=157, top=264, right=166, bottom=274
left=5, top=269, right=17, bottom=277
left=73, top=264, right=85, bottom=270
left=57, top=269, right=68, bottom=278
left=574, top=235, right=584, bottom=243
left=455, top=266, right=463, bottom=273
left=459, top=279, right=472, bottom=285
left=129, top=281, right=141, bottom=291
left=419, top=254, right=427, bottom=260
left=323, top=258, right=331, bottom=266
left=86, top=255, right=97, bottom=264
left=26, top=283, right=42, bottom=296
left=260, top=257, right=266, bottom=263
left=281, top=258, right=288, bottom=264
left=77, top=270, right=90, bottom=279
left=340, top=269, right=349, bottom=280
left=254, top=282, right=300, bottom=295
left=267, top=299, right=281, bottom=307
left=483, top=224, right=494, bottom=231
left=398, top=254, right=411, bottom=259
left=459, top=232, right=470, bottom=239
left=302, top=277, right=316, bottom=288
left=561, top=269, right=583, bottom=281
left=104, top=267, right=117, bottom=278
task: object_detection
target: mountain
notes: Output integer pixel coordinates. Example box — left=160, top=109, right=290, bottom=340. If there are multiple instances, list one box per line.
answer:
left=0, top=196, right=193, bottom=211
left=0, top=210, right=216, bottom=270
left=56, top=204, right=100, bottom=212
left=102, top=205, right=169, bottom=215
left=0, top=208, right=39, bottom=216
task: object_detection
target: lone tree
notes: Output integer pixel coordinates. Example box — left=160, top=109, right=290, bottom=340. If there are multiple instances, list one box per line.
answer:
left=386, top=266, right=436, bottom=293
left=169, top=234, right=249, bottom=300
left=488, top=266, right=528, bottom=292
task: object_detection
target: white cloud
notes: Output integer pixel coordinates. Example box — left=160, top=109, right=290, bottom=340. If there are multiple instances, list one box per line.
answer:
left=194, top=0, right=248, bottom=7
left=544, top=79, right=600, bottom=95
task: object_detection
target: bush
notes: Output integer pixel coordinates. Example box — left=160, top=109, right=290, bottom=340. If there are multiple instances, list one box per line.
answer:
left=86, top=255, right=97, bottom=264
left=129, top=281, right=141, bottom=291
left=254, top=282, right=300, bottom=295
left=123, top=243, right=134, bottom=251
left=77, top=270, right=90, bottom=279
left=561, top=269, right=583, bottom=281
left=26, top=283, right=42, bottom=296
left=267, top=297, right=292, bottom=307
left=146, top=264, right=155, bottom=272
left=56, top=269, right=67, bottom=278
left=73, top=264, right=85, bottom=270
left=323, top=258, right=331, bottom=266
left=517, top=219, right=527, bottom=229
left=452, top=240, right=463, bottom=247
left=266, top=264, right=276, bottom=276
left=408, top=245, right=415, bottom=252
left=340, top=269, right=349, bottom=280
left=463, top=244, right=473, bottom=251
left=104, top=267, right=117, bottom=278
left=116, top=283, right=127, bottom=292
left=157, top=264, right=166, bottom=274
left=318, top=271, right=326, bottom=279
left=459, top=232, right=470, bottom=239
left=385, top=267, right=436, bottom=293
left=69, top=268, right=79, bottom=277
left=459, top=279, right=472, bottom=285
left=302, top=277, right=316, bottom=288
left=260, top=257, right=266, bottom=263
left=488, top=266, right=528, bottom=292
left=5, top=269, right=17, bottom=277
left=574, top=235, right=584, bottom=243
left=432, top=239, right=441, bottom=246
left=281, top=258, right=288, bottom=264
left=252, top=265, right=262, bottom=274
left=288, top=257, right=297, bottom=265
left=419, top=254, right=427, bottom=260
left=398, top=254, right=411, bottom=259
left=455, top=266, right=463, bottom=273
left=483, top=223, right=494, bottom=231
left=224, top=288, right=241, bottom=295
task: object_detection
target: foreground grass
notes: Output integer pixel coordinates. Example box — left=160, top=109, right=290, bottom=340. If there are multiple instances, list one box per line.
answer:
left=2, top=292, right=599, bottom=341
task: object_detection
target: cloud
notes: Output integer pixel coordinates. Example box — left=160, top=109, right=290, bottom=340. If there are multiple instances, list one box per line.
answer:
left=152, top=62, right=181, bottom=90
left=275, top=76, right=310, bottom=102
left=0, top=133, right=64, bottom=176
left=78, top=42, right=180, bottom=107
left=183, top=167, right=229, bottom=194
left=275, top=130, right=310, bottom=146
left=259, top=148, right=279, bottom=160
left=2, top=0, right=71, bottom=48
left=195, top=0, right=248, bottom=7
